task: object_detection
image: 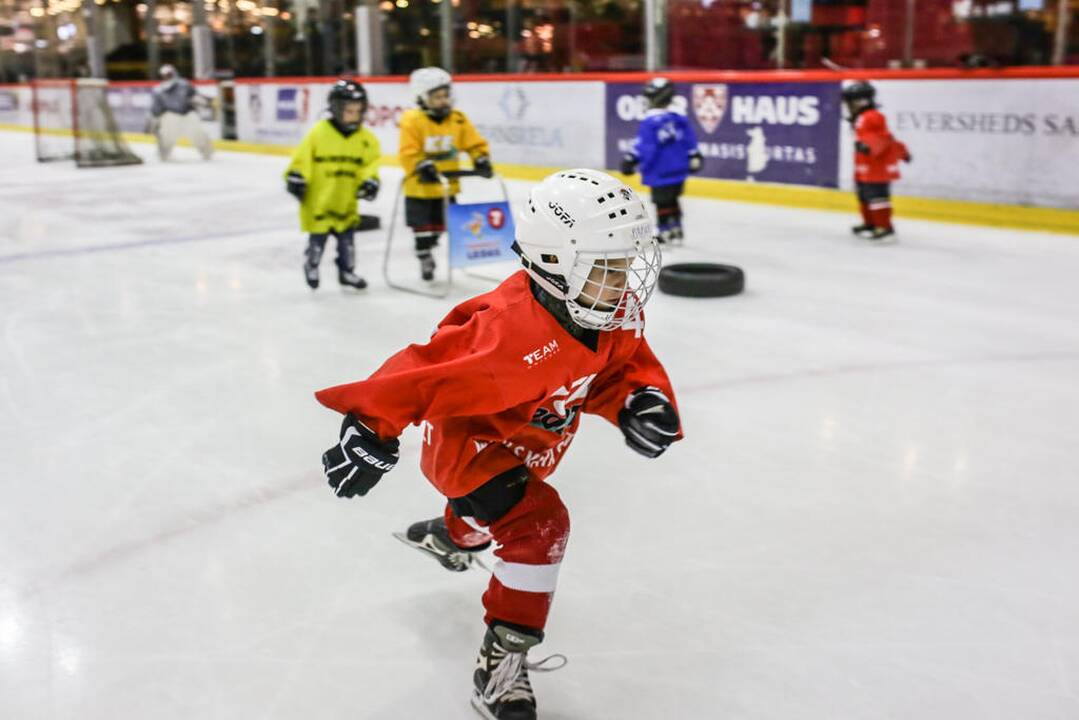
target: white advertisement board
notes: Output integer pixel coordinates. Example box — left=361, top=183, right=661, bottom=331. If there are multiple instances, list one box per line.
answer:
left=234, top=79, right=606, bottom=169
left=456, top=81, right=606, bottom=169
left=0, top=85, right=33, bottom=127
left=0, top=83, right=220, bottom=138
left=107, top=83, right=221, bottom=139
left=235, top=80, right=413, bottom=151
left=840, top=79, right=1079, bottom=208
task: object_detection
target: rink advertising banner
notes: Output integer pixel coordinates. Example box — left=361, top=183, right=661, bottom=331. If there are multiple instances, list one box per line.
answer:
left=235, top=82, right=326, bottom=145
left=0, top=88, right=19, bottom=115
left=606, top=81, right=842, bottom=187
left=447, top=201, right=516, bottom=268
left=841, top=79, right=1079, bottom=208
left=105, top=84, right=220, bottom=137
left=106, top=86, right=155, bottom=133
left=457, top=82, right=606, bottom=169
left=234, top=81, right=413, bottom=152
left=0, top=86, right=30, bottom=126
left=235, top=80, right=605, bottom=168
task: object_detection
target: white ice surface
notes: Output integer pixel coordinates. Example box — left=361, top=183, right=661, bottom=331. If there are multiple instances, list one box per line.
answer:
left=2, top=131, right=1079, bottom=720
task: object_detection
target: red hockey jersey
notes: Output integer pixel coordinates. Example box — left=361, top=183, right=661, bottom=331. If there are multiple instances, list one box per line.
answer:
left=853, top=108, right=909, bottom=183
left=315, top=271, right=681, bottom=498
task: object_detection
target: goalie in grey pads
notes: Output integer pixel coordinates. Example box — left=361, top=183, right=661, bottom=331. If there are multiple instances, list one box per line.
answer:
left=150, top=64, right=213, bottom=161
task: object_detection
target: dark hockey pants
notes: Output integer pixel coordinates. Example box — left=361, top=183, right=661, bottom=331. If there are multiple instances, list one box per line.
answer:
left=856, top=182, right=893, bottom=231
left=306, top=229, right=356, bottom=272
left=651, top=182, right=685, bottom=232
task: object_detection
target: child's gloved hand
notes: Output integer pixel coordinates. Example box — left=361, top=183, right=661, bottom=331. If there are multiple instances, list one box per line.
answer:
left=322, top=414, right=399, bottom=498
left=618, top=387, right=680, bottom=459
left=688, top=150, right=703, bottom=173
left=357, top=178, right=380, bottom=201
left=416, top=160, right=441, bottom=184
left=286, top=171, right=306, bottom=201
left=473, top=156, right=494, bottom=179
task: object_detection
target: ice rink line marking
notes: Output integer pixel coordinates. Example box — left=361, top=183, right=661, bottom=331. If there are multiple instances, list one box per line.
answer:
left=0, top=224, right=284, bottom=266
left=16, top=352, right=1078, bottom=598
left=25, top=445, right=425, bottom=596
left=679, top=350, right=1079, bottom=394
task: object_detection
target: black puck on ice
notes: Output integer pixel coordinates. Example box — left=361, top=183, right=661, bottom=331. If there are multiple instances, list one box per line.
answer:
left=658, top=262, right=745, bottom=298
left=356, top=214, right=382, bottom=232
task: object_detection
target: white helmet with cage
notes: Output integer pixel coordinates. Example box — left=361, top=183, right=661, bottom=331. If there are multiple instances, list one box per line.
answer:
left=514, top=169, right=661, bottom=332
left=409, top=67, right=453, bottom=116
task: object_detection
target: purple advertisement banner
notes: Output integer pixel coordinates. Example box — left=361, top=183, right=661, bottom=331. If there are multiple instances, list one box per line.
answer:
left=606, top=81, right=842, bottom=188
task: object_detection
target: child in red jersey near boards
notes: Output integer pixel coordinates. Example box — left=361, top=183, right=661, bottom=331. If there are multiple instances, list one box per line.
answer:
left=843, top=81, right=912, bottom=241
left=315, top=168, right=682, bottom=720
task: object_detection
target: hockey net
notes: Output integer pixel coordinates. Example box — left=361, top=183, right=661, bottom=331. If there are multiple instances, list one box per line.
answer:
left=32, top=79, right=142, bottom=167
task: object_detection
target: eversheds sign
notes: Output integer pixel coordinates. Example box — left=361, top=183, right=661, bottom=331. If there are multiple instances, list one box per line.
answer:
left=868, top=79, right=1079, bottom=208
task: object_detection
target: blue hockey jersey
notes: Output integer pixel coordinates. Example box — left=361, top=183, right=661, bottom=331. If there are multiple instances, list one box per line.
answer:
left=631, top=108, right=699, bottom=188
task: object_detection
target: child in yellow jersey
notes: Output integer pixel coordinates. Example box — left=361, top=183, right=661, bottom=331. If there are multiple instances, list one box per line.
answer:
left=285, top=80, right=381, bottom=290
left=400, top=67, right=492, bottom=281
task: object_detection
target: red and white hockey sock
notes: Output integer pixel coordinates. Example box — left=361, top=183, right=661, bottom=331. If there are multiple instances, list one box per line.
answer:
left=868, top=201, right=893, bottom=230
left=859, top=201, right=871, bottom=226
left=445, top=506, right=494, bottom=549
left=447, top=481, right=570, bottom=632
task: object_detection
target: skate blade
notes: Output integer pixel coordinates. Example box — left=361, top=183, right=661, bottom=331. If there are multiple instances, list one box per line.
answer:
left=392, top=532, right=490, bottom=573
left=470, top=692, right=499, bottom=720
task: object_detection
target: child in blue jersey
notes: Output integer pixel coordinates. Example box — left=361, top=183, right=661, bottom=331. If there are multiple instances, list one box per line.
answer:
left=620, top=77, right=702, bottom=244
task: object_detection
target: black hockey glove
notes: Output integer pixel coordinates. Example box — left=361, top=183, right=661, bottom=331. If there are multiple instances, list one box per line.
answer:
left=286, top=171, right=307, bottom=201
left=357, top=178, right=380, bottom=201
left=416, top=160, right=441, bottom=184
left=618, top=387, right=680, bottom=459
left=322, top=414, right=400, bottom=498
left=854, top=141, right=871, bottom=155
left=473, top=155, right=494, bottom=178
left=620, top=154, right=639, bottom=176
left=688, top=149, right=703, bottom=173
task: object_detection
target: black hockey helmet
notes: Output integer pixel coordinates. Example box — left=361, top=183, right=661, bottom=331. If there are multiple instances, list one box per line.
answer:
left=328, top=79, right=368, bottom=131
left=643, top=77, right=675, bottom=109
left=841, top=81, right=876, bottom=105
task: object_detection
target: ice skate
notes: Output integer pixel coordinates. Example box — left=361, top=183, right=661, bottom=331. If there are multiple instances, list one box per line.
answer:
left=851, top=223, right=873, bottom=236
left=866, top=227, right=896, bottom=241
left=420, top=255, right=437, bottom=281
left=304, top=263, right=319, bottom=289
left=393, top=516, right=489, bottom=572
left=668, top=223, right=684, bottom=245
left=471, top=625, right=566, bottom=720
left=304, top=238, right=326, bottom=290
left=337, top=269, right=368, bottom=290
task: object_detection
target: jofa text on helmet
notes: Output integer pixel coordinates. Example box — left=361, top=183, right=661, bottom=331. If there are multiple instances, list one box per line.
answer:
left=547, top=201, right=575, bottom=228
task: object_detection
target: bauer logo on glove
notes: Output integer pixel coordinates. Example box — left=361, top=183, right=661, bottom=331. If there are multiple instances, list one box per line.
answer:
left=322, top=414, right=400, bottom=498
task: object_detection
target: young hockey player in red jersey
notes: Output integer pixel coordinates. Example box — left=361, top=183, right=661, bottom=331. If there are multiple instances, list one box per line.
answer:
left=842, top=81, right=911, bottom=241
left=315, top=168, right=682, bottom=720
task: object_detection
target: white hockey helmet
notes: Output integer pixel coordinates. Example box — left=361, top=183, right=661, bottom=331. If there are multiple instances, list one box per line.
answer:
left=515, top=169, right=661, bottom=332
left=409, top=67, right=453, bottom=117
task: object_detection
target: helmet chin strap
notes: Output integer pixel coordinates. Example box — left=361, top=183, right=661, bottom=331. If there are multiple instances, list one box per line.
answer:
left=513, top=241, right=633, bottom=331
left=512, top=241, right=570, bottom=297
left=423, top=104, right=450, bottom=120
